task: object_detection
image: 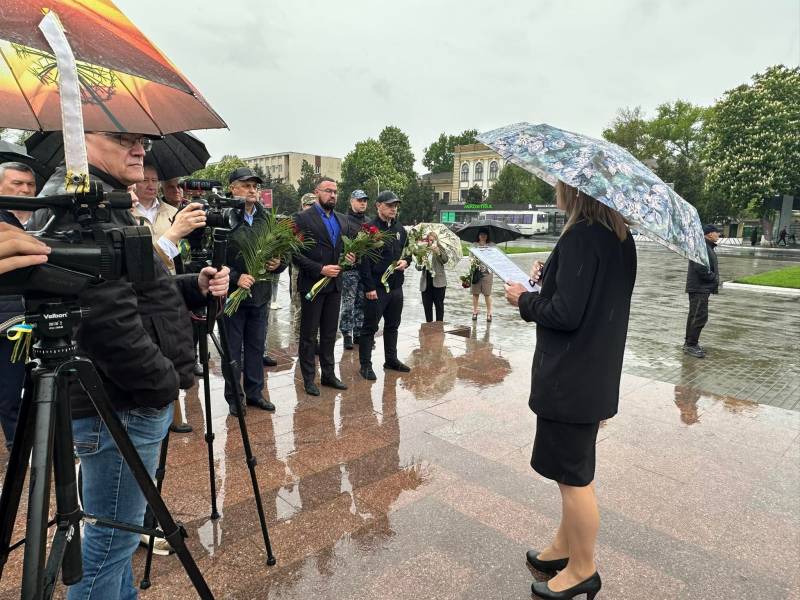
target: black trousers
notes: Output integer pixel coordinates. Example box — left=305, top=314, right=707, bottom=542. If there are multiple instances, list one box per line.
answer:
left=421, top=276, right=446, bottom=322
left=360, top=287, right=403, bottom=366
left=685, top=292, right=710, bottom=346
left=299, top=290, right=341, bottom=382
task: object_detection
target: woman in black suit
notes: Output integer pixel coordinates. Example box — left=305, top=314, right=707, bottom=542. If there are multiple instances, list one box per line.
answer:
left=505, top=181, right=637, bottom=599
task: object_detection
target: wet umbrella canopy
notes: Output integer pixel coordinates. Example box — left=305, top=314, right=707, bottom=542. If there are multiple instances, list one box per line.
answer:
left=455, top=219, right=523, bottom=244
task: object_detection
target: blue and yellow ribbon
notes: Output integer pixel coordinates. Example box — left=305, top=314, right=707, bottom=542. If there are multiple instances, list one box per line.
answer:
left=7, top=324, right=33, bottom=363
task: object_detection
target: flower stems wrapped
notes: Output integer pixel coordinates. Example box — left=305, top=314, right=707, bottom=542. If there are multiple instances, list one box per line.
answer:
left=305, top=223, right=391, bottom=301
left=460, top=257, right=480, bottom=288
left=224, top=212, right=313, bottom=315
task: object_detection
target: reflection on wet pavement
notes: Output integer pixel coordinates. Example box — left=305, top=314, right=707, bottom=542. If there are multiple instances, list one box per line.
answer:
left=0, top=247, right=798, bottom=599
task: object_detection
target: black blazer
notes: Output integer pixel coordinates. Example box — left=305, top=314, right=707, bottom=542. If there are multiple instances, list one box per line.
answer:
left=685, top=240, right=719, bottom=294
left=293, top=205, right=354, bottom=295
left=518, top=221, right=637, bottom=424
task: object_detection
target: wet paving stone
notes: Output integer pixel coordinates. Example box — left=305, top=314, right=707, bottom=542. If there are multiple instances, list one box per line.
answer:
left=1, top=243, right=798, bottom=599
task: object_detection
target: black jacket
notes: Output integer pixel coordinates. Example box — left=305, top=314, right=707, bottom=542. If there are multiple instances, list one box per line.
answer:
left=685, top=240, right=719, bottom=294
left=346, top=208, right=367, bottom=230
left=293, top=204, right=354, bottom=295
left=30, top=166, right=206, bottom=418
left=518, top=221, right=637, bottom=424
left=226, top=203, right=287, bottom=307
left=359, top=217, right=411, bottom=293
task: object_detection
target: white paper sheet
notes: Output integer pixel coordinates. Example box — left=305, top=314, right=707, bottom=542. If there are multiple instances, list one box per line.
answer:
left=468, top=246, right=540, bottom=292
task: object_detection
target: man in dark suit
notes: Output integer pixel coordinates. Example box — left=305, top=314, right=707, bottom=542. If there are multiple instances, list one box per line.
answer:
left=683, top=224, right=720, bottom=358
left=293, top=178, right=355, bottom=395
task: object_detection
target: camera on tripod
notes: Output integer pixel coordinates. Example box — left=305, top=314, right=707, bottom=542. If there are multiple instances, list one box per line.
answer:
left=0, top=183, right=154, bottom=298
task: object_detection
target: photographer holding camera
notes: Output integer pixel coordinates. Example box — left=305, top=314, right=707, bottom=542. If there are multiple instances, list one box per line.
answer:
left=132, top=162, right=207, bottom=275
left=27, top=131, right=229, bottom=600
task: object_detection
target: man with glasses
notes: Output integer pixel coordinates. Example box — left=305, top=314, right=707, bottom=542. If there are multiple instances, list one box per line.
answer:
left=293, top=178, right=356, bottom=395
left=339, top=189, right=369, bottom=349
left=222, top=167, right=285, bottom=415
left=27, top=130, right=230, bottom=600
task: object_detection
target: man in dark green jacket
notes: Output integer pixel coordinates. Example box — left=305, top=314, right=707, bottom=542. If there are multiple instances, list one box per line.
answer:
left=684, top=224, right=720, bottom=358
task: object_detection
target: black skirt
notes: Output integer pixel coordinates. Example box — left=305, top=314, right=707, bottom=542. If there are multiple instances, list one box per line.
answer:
left=531, top=417, right=600, bottom=487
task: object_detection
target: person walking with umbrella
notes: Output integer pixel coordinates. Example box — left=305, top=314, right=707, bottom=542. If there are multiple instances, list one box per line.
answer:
left=505, top=181, right=636, bottom=599
left=470, top=228, right=495, bottom=321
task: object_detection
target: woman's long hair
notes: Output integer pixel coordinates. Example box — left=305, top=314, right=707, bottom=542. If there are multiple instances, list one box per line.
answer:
left=557, top=181, right=628, bottom=242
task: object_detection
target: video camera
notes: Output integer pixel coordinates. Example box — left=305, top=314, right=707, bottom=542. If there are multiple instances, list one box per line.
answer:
left=0, top=183, right=154, bottom=298
left=176, top=181, right=244, bottom=263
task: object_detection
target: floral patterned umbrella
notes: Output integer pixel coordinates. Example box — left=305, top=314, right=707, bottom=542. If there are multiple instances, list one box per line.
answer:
left=477, top=122, right=709, bottom=267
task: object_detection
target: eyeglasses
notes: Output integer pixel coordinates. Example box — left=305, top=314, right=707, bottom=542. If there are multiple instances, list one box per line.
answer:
left=96, top=132, right=153, bottom=152
left=320, top=188, right=337, bottom=195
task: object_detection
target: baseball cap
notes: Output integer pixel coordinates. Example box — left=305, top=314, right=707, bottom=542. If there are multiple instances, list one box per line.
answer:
left=703, top=224, right=720, bottom=235
left=376, top=190, right=400, bottom=204
left=228, top=167, right=263, bottom=185
left=300, top=193, right=317, bottom=206
left=350, top=189, right=369, bottom=200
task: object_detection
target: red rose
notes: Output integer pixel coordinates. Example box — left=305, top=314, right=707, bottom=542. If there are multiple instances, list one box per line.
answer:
left=361, top=223, right=371, bottom=232
left=369, top=225, right=379, bottom=235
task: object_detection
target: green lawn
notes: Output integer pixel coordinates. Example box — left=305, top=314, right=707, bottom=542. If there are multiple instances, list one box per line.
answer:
left=734, top=265, right=800, bottom=289
left=461, top=243, right=550, bottom=256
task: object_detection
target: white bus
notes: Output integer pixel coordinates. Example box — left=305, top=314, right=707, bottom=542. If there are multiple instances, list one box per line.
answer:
left=478, top=210, right=549, bottom=236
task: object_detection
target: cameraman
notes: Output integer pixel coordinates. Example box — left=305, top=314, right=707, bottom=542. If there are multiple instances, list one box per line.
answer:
left=223, top=167, right=285, bottom=415
left=0, top=223, right=50, bottom=275
left=132, top=162, right=207, bottom=275
left=27, top=131, right=229, bottom=600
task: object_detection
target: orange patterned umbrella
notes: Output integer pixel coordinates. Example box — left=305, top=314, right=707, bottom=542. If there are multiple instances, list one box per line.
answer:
left=0, top=0, right=226, bottom=134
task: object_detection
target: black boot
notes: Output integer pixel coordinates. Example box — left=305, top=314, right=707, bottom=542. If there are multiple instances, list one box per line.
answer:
left=343, top=334, right=353, bottom=350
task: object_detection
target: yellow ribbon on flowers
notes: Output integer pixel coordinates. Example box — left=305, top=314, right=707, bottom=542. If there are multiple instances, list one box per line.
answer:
left=380, top=261, right=398, bottom=293
left=7, top=324, right=33, bottom=363
left=305, top=276, right=332, bottom=301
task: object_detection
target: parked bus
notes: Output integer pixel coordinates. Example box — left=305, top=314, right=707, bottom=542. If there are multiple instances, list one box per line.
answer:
left=478, top=210, right=549, bottom=236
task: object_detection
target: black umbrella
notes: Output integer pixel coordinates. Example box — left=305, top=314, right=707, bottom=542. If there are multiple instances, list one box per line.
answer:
left=0, top=139, right=49, bottom=190
left=25, top=131, right=210, bottom=181
left=455, top=219, right=522, bottom=244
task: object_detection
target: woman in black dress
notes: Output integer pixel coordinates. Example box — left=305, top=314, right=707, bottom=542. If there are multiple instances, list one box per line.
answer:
left=505, top=181, right=637, bottom=599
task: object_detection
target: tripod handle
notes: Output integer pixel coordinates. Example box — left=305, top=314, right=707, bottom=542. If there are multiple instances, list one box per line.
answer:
left=206, top=228, right=229, bottom=329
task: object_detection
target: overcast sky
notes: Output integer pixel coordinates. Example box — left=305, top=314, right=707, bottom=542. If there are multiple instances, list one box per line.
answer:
left=118, top=0, right=799, bottom=174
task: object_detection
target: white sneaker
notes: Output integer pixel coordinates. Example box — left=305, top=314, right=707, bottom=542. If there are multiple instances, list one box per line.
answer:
left=270, top=301, right=279, bottom=310
left=140, top=533, right=173, bottom=556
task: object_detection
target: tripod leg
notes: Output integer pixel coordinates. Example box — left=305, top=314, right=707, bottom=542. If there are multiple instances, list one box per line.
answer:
left=140, top=430, right=170, bottom=590
left=0, top=367, right=35, bottom=580
left=198, top=321, right=220, bottom=520
left=21, top=367, right=58, bottom=600
left=71, top=358, right=214, bottom=600
left=213, top=320, right=277, bottom=566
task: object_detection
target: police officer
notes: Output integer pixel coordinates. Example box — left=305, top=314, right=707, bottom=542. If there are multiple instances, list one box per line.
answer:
left=358, top=191, right=412, bottom=380
left=339, top=189, right=369, bottom=349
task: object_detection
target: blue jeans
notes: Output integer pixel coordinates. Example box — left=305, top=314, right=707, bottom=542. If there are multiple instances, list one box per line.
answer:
left=68, top=405, right=172, bottom=600
left=223, top=303, right=267, bottom=404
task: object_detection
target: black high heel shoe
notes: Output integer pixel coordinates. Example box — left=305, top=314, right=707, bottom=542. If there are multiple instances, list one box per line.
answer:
left=531, top=572, right=601, bottom=599
left=526, top=549, right=568, bottom=573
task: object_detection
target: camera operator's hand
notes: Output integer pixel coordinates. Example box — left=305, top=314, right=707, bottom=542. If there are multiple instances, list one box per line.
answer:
left=0, top=224, right=51, bottom=275
left=165, top=202, right=206, bottom=245
left=321, top=264, right=342, bottom=278
left=265, top=258, right=281, bottom=272
left=238, top=273, right=256, bottom=290
left=198, top=265, right=230, bottom=297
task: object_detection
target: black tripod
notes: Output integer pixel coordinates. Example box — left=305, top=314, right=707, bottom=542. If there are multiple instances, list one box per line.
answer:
left=0, top=299, right=213, bottom=600
left=139, top=228, right=275, bottom=589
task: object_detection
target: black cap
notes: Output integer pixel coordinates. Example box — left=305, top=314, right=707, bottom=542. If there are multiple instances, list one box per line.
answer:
left=228, top=167, right=263, bottom=185
left=376, top=190, right=400, bottom=204
left=703, top=224, right=720, bottom=235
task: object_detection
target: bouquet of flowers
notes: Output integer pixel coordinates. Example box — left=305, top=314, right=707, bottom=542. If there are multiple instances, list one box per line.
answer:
left=306, top=223, right=391, bottom=301
left=405, top=228, right=434, bottom=272
left=459, top=257, right=480, bottom=288
left=224, top=212, right=313, bottom=315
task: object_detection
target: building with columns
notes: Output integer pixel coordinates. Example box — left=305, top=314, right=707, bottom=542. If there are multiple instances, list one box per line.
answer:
left=450, top=143, right=506, bottom=202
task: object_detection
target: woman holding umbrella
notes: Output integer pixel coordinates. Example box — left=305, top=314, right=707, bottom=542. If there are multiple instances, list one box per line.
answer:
left=470, top=228, right=495, bottom=321
left=505, top=181, right=636, bottom=599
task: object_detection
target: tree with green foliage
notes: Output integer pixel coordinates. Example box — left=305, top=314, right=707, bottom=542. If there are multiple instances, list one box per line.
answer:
left=296, top=159, right=319, bottom=196
left=704, top=65, right=800, bottom=228
left=378, top=125, right=415, bottom=178
left=466, top=184, right=484, bottom=203
left=399, top=177, right=436, bottom=225
left=339, top=138, right=408, bottom=213
left=190, top=155, right=246, bottom=188
left=271, top=182, right=299, bottom=215
left=422, top=129, right=478, bottom=174
left=601, top=107, right=653, bottom=160
left=489, top=164, right=554, bottom=206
